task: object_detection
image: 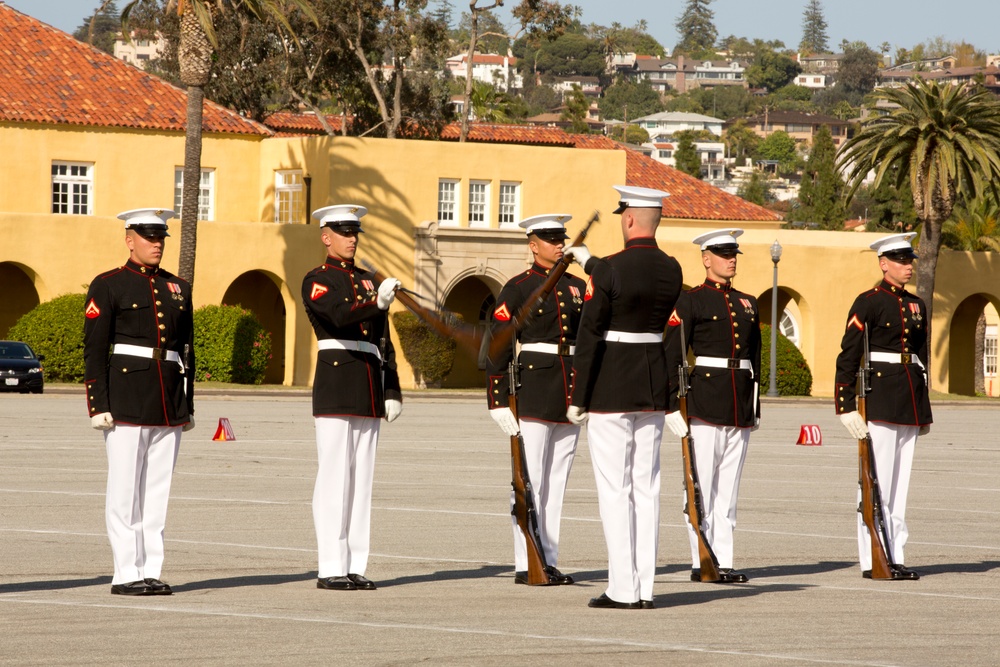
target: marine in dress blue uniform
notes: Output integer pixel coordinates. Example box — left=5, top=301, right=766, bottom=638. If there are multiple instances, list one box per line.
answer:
left=835, top=233, right=931, bottom=580
left=565, top=186, right=683, bottom=610
left=83, top=208, right=193, bottom=596
left=664, top=229, right=760, bottom=584
left=302, top=204, right=403, bottom=591
left=486, top=214, right=586, bottom=586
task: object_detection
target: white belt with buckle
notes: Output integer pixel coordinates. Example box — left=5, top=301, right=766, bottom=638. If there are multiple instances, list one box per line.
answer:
left=603, top=330, right=663, bottom=344
left=113, top=343, right=182, bottom=365
left=870, top=351, right=924, bottom=369
left=520, top=342, right=576, bottom=356
left=695, top=356, right=752, bottom=371
left=318, top=338, right=381, bottom=361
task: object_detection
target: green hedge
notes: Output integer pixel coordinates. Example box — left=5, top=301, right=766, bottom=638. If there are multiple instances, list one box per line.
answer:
left=193, top=305, right=272, bottom=384
left=760, top=324, right=813, bottom=396
left=391, top=311, right=458, bottom=386
left=8, top=293, right=86, bottom=382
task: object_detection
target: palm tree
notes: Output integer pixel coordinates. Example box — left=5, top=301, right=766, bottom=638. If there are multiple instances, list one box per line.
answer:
left=122, top=0, right=317, bottom=288
left=838, top=78, right=1000, bottom=383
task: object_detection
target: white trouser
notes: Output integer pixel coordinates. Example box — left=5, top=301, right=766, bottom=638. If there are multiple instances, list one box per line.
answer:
left=858, top=422, right=917, bottom=570
left=104, top=424, right=181, bottom=585
left=314, top=416, right=380, bottom=578
left=510, top=420, right=579, bottom=571
left=587, top=411, right=664, bottom=603
left=683, top=420, right=750, bottom=570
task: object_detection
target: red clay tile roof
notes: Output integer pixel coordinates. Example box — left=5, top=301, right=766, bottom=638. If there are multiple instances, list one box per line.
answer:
left=263, top=112, right=345, bottom=135
left=572, top=134, right=782, bottom=222
left=439, top=123, right=576, bottom=146
left=0, top=4, right=269, bottom=136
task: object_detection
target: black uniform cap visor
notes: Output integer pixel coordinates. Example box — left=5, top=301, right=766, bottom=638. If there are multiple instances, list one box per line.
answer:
left=128, top=224, right=170, bottom=238
left=881, top=248, right=918, bottom=260
left=530, top=230, right=570, bottom=242
left=706, top=243, right=742, bottom=255
left=321, top=220, right=364, bottom=234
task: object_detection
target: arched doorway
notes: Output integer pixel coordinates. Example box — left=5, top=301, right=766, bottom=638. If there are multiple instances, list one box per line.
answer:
left=948, top=293, right=1000, bottom=396
left=0, top=263, right=41, bottom=337
left=222, top=271, right=287, bottom=384
left=441, top=275, right=501, bottom=388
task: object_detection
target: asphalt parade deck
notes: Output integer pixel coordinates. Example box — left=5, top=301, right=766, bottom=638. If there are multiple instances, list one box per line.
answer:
left=1, top=392, right=997, bottom=666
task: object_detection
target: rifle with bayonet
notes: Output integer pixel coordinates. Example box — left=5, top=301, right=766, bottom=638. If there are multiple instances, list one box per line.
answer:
left=677, top=318, right=721, bottom=582
left=857, top=330, right=896, bottom=579
left=507, top=351, right=550, bottom=585
left=485, top=211, right=600, bottom=363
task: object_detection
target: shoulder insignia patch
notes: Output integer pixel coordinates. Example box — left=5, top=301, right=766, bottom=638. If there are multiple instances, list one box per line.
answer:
left=667, top=309, right=681, bottom=327
left=85, top=299, right=101, bottom=319
left=310, top=282, right=329, bottom=301
left=494, top=302, right=511, bottom=322
left=584, top=277, right=594, bottom=301
left=847, top=313, right=864, bottom=332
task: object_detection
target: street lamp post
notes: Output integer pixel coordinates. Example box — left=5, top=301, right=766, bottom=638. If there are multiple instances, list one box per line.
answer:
left=767, top=240, right=783, bottom=398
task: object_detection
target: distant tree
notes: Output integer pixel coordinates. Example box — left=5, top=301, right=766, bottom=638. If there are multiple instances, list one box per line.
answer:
left=432, top=0, right=454, bottom=27
left=456, top=8, right=507, bottom=53
left=522, top=32, right=606, bottom=78
left=799, top=0, right=829, bottom=54
left=788, top=125, right=845, bottom=229
left=560, top=84, right=590, bottom=133
left=838, top=42, right=881, bottom=94
left=598, top=79, right=663, bottom=120
left=830, top=100, right=857, bottom=120
left=672, top=85, right=750, bottom=120
left=756, top=130, right=800, bottom=174
left=73, top=0, right=121, bottom=54
left=469, top=80, right=510, bottom=122
left=953, top=41, right=986, bottom=67
left=724, top=119, right=759, bottom=166
left=845, top=170, right=918, bottom=232
left=675, top=0, right=717, bottom=56
left=737, top=170, right=772, bottom=205
left=745, top=48, right=801, bottom=92
left=522, top=78, right=562, bottom=115
left=608, top=123, right=649, bottom=144
left=673, top=131, right=702, bottom=178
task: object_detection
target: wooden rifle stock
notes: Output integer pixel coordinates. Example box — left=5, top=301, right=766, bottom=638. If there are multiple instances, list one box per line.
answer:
left=487, top=211, right=600, bottom=362
left=508, top=368, right=550, bottom=585
left=365, top=264, right=481, bottom=357
left=678, top=320, right=721, bottom=582
left=858, top=332, right=896, bottom=579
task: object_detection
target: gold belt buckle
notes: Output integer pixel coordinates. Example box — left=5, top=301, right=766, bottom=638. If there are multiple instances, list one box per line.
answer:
left=727, top=358, right=740, bottom=369
left=900, top=353, right=912, bottom=364
left=151, top=348, right=167, bottom=361
left=558, top=343, right=571, bottom=356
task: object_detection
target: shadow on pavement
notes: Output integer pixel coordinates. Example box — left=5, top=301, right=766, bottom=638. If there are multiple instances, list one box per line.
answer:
left=378, top=564, right=510, bottom=588
left=176, top=571, right=317, bottom=592
left=912, top=560, right=1000, bottom=576
left=0, top=575, right=112, bottom=594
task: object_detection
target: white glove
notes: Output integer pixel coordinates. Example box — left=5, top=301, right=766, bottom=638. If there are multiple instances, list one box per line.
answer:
left=489, top=407, right=519, bottom=436
left=751, top=417, right=760, bottom=432
left=566, top=405, right=588, bottom=425
left=91, top=412, right=114, bottom=431
left=376, top=278, right=401, bottom=310
left=918, top=424, right=930, bottom=436
left=839, top=411, right=869, bottom=439
left=385, top=399, right=402, bottom=422
left=182, top=416, right=195, bottom=432
left=564, top=244, right=592, bottom=266
left=664, top=411, right=689, bottom=437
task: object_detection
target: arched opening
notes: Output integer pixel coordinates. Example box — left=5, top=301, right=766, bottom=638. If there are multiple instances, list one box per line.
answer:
left=757, top=286, right=807, bottom=349
left=441, top=275, right=501, bottom=388
left=0, top=263, right=41, bottom=337
left=948, top=293, right=1000, bottom=396
left=222, top=271, right=287, bottom=384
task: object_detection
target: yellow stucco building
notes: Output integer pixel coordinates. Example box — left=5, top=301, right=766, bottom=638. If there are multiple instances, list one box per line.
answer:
left=2, top=4, right=998, bottom=397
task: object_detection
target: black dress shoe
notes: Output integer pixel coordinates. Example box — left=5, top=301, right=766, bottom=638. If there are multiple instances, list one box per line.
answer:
left=348, top=573, right=377, bottom=590
left=545, top=566, right=574, bottom=585
left=111, top=580, right=154, bottom=596
left=893, top=565, right=920, bottom=580
left=514, top=571, right=529, bottom=585
left=143, top=578, right=173, bottom=595
left=317, top=576, right=357, bottom=590
left=719, top=568, right=749, bottom=583
left=639, top=599, right=655, bottom=609
left=587, top=593, right=641, bottom=609
left=690, top=569, right=701, bottom=582
left=862, top=569, right=906, bottom=580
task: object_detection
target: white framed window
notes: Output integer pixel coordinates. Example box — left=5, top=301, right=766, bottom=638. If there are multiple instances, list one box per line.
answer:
left=986, top=325, right=997, bottom=376
left=174, top=167, right=215, bottom=221
left=658, top=150, right=672, bottom=158
left=51, top=162, right=93, bottom=214
left=498, top=182, right=520, bottom=227
left=468, top=180, right=490, bottom=227
left=438, top=179, right=459, bottom=226
left=779, top=309, right=800, bottom=348
left=274, top=170, right=304, bottom=224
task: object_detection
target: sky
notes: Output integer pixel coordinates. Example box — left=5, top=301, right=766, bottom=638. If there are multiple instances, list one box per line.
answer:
left=4, top=0, right=998, bottom=55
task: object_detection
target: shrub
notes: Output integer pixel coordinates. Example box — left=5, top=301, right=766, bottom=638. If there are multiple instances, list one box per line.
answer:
left=760, top=324, right=813, bottom=396
left=391, top=311, right=458, bottom=387
left=8, top=293, right=86, bottom=382
left=193, top=305, right=272, bottom=384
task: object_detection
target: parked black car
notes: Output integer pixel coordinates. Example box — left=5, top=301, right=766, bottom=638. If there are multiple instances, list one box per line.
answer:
left=0, top=341, right=44, bottom=394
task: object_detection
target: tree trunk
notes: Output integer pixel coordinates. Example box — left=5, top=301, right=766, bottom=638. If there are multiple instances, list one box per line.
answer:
left=975, top=311, right=986, bottom=395
left=459, top=2, right=481, bottom=143
left=180, top=85, right=204, bottom=287
left=912, top=186, right=954, bottom=392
